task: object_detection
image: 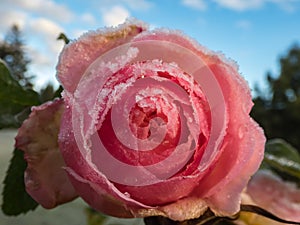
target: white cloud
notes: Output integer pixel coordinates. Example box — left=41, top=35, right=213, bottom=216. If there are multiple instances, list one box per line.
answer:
left=0, top=0, right=100, bottom=89
left=98, top=0, right=153, bottom=11
left=72, top=29, right=89, bottom=39
left=29, top=18, right=64, bottom=37
left=121, top=0, right=153, bottom=10
left=102, top=5, right=130, bottom=26
left=29, top=18, right=64, bottom=52
left=213, top=0, right=299, bottom=11
left=2, top=0, right=74, bottom=23
left=29, top=54, right=60, bottom=90
left=27, top=46, right=52, bottom=67
left=272, top=0, right=300, bottom=12
left=0, top=9, right=27, bottom=33
left=80, top=13, right=97, bottom=25
left=181, top=0, right=207, bottom=10
left=213, top=0, right=263, bottom=10
left=26, top=18, right=65, bottom=88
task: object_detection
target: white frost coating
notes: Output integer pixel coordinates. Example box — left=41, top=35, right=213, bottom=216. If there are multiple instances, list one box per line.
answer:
left=64, top=18, right=147, bottom=52
left=71, top=46, right=140, bottom=166
left=56, top=18, right=148, bottom=91
left=133, top=26, right=240, bottom=74
left=74, top=46, right=139, bottom=135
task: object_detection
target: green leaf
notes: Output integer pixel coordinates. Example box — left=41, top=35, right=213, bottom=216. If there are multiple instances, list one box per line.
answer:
left=0, top=59, right=40, bottom=129
left=57, top=33, right=70, bottom=44
left=0, top=60, right=39, bottom=105
left=53, top=85, right=63, bottom=98
left=263, top=139, right=300, bottom=182
left=1, top=149, right=38, bottom=215
left=85, top=207, right=107, bottom=225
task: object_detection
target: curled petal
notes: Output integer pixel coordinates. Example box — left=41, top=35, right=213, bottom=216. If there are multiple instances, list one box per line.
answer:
left=204, top=119, right=265, bottom=216
left=56, top=18, right=147, bottom=93
left=133, top=197, right=208, bottom=221
left=246, top=170, right=300, bottom=223
left=196, top=56, right=265, bottom=215
left=15, top=99, right=78, bottom=208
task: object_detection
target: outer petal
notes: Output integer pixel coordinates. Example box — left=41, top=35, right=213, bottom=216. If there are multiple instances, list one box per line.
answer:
left=134, top=197, right=208, bottom=221
left=204, top=119, right=265, bottom=215
left=56, top=18, right=147, bottom=94
left=15, top=99, right=78, bottom=208
left=246, top=170, right=300, bottom=222
left=196, top=58, right=266, bottom=215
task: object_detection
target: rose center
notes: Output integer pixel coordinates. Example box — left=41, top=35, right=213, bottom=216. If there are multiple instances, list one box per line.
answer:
left=129, top=99, right=168, bottom=140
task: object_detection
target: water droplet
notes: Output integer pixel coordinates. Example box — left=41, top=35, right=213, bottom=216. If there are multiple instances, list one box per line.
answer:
left=124, top=192, right=131, bottom=197
left=238, top=125, right=246, bottom=139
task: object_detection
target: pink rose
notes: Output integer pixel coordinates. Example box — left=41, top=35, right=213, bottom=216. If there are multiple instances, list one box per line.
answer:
left=16, top=19, right=265, bottom=221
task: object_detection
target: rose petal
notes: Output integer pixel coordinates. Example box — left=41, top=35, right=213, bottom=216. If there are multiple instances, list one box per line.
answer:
left=56, top=18, right=147, bottom=94
left=247, top=170, right=300, bottom=222
left=15, top=99, right=78, bottom=208
left=192, top=57, right=265, bottom=215
left=134, top=197, right=208, bottom=221
left=204, top=119, right=265, bottom=216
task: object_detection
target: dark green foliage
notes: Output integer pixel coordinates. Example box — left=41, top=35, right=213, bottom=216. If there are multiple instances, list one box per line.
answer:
left=0, top=24, right=33, bottom=88
left=57, top=33, right=70, bottom=44
left=53, top=85, right=63, bottom=98
left=0, top=61, right=40, bottom=213
left=251, top=44, right=300, bottom=151
left=39, top=83, right=63, bottom=102
left=1, top=149, right=38, bottom=215
left=262, top=139, right=300, bottom=185
left=85, top=208, right=107, bottom=225
left=0, top=60, right=40, bottom=129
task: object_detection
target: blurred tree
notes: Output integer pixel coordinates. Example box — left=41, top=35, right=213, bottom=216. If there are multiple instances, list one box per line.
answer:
left=39, top=83, right=58, bottom=102
left=251, top=44, right=300, bottom=151
left=0, top=24, right=34, bottom=88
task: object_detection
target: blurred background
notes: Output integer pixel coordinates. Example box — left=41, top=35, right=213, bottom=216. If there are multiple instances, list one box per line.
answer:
left=1, top=0, right=300, bottom=224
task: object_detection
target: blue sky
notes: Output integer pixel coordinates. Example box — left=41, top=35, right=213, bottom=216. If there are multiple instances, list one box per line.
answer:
left=1, top=0, right=300, bottom=94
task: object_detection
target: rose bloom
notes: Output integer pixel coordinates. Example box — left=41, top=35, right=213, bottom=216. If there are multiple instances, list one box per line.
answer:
left=238, top=170, right=300, bottom=225
left=15, top=19, right=265, bottom=221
